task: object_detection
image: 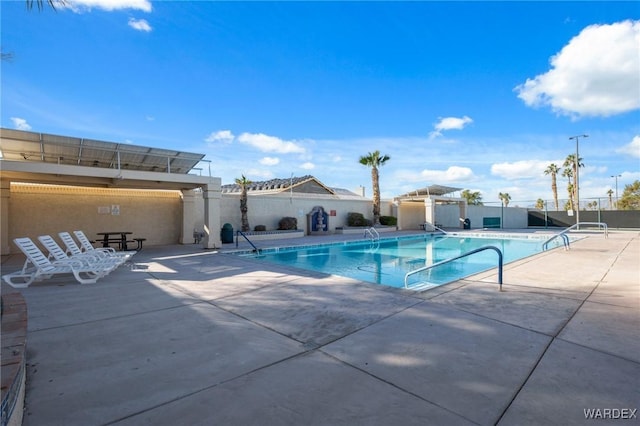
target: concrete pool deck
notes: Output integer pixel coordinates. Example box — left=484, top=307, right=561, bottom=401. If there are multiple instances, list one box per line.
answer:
left=1, top=230, right=638, bottom=425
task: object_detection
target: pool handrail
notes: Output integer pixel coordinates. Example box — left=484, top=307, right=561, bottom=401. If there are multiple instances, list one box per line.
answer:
left=542, top=221, right=608, bottom=251
left=566, top=222, right=608, bottom=237
left=404, top=245, right=503, bottom=291
left=236, top=230, right=260, bottom=253
left=364, top=227, right=380, bottom=241
left=423, top=223, right=448, bottom=234
left=542, top=233, right=570, bottom=251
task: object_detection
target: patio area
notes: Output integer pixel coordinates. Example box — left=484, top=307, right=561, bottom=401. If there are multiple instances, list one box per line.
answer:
left=1, top=230, right=638, bottom=425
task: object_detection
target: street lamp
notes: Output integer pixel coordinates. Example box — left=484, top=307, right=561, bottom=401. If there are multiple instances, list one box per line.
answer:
left=569, top=134, right=588, bottom=229
left=611, top=174, right=621, bottom=209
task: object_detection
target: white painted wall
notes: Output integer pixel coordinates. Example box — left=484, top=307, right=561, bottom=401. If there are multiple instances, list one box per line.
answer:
left=397, top=201, right=426, bottom=230
left=216, top=193, right=374, bottom=234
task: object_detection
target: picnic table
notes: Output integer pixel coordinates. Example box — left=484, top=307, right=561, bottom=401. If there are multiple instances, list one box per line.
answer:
left=97, top=231, right=132, bottom=251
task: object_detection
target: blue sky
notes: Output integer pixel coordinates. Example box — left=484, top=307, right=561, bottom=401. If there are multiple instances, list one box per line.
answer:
left=2, top=1, right=639, bottom=205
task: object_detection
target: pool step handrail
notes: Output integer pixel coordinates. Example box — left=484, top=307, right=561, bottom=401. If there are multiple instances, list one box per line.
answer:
left=542, top=221, right=608, bottom=251
left=542, top=233, right=570, bottom=251
left=565, top=222, right=608, bottom=238
left=404, top=245, right=504, bottom=291
left=236, top=230, right=260, bottom=253
left=364, top=227, right=380, bottom=241
left=423, top=223, right=447, bottom=234
left=433, top=225, right=447, bottom=235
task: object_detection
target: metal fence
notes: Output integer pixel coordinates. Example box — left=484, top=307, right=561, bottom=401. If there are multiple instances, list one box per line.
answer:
left=482, top=196, right=623, bottom=211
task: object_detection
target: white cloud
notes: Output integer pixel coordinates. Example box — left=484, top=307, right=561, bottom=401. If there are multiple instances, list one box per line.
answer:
left=10, top=117, right=31, bottom=131
left=205, top=130, right=234, bottom=144
left=65, top=0, right=152, bottom=12
left=515, top=20, right=640, bottom=118
left=434, top=116, right=473, bottom=132
left=300, top=162, right=315, bottom=170
left=128, top=18, right=152, bottom=32
left=419, top=166, right=476, bottom=183
left=615, top=135, right=640, bottom=158
left=429, top=116, right=473, bottom=139
left=237, top=132, right=306, bottom=154
left=490, top=160, right=552, bottom=179
left=259, top=157, right=280, bottom=166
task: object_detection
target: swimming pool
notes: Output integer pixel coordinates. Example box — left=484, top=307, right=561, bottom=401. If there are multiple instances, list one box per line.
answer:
left=241, top=233, right=555, bottom=290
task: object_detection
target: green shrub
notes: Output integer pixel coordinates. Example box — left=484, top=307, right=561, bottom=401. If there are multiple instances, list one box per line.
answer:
left=379, top=216, right=397, bottom=226
left=278, top=217, right=297, bottom=230
left=254, top=225, right=266, bottom=232
left=347, top=212, right=372, bottom=227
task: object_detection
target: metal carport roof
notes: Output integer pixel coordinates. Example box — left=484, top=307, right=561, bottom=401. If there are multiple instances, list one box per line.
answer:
left=0, top=128, right=205, bottom=175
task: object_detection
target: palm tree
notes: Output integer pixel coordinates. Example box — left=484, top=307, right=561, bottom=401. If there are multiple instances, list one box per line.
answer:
left=607, top=189, right=614, bottom=210
left=564, top=154, right=584, bottom=210
left=235, top=174, right=252, bottom=232
left=359, top=150, right=390, bottom=225
left=562, top=168, right=574, bottom=211
left=27, top=0, right=64, bottom=9
left=499, top=192, right=511, bottom=207
left=543, top=163, right=561, bottom=211
left=461, top=189, right=483, bottom=205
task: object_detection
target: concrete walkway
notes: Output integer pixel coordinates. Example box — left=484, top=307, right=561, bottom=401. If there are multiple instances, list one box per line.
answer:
left=2, top=231, right=638, bottom=425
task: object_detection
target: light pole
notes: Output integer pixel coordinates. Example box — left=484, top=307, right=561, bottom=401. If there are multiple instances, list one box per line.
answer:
left=611, top=174, right=621, bottom=209
left=569, top=134, right=588, bottom=229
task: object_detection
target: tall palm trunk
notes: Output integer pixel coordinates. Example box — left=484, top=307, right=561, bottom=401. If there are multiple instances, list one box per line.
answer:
left=544, top=164, right=561, bottom=212
left=235, top=174, right=252, bottom=232
left=551, top=173, right=559, bottom=211
left=240, top=186, right=249, bottom=232
left=371, top=166, right=380, bottom=224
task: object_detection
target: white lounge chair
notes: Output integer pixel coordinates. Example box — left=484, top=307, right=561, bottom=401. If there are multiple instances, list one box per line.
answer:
left=73, top=230, right=135, bottom=261
left=2, top=237, right=106, bottom=288
left=58, top=232, right=127, bottom=267
left=38, top=235, right=120, bottom=274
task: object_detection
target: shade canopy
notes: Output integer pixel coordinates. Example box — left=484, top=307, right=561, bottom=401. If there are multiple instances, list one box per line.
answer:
left=0, top=128, right=205, bottom=174
left=397, top=184, right=462, bottom=198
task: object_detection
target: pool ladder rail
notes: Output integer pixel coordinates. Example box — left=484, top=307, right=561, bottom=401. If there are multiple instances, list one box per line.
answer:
left=404, top=245, right=504, bottom=292
left=364, top=227, right=380, bottom=252
left=236, top=230, right=260, bottom=253
left=542, top=221, right=608, bottom=251
left=364, top=227, right=380, bottom=241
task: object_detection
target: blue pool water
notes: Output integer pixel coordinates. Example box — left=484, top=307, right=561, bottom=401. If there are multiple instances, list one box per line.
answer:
left=242, top=234, right=553, bottom=290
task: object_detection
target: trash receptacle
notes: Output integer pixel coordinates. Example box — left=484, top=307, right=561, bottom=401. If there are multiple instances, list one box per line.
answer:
left=463, top=218, right=471, bottom=230
left=221, top=223, right=234, bottom=244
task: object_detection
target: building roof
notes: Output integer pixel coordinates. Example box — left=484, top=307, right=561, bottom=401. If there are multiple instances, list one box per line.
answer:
left=222, top=175, right=327, bottom=193
left=0, top=128, right=216, bottom=191
left=221, top=175, right=366, bottom=199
